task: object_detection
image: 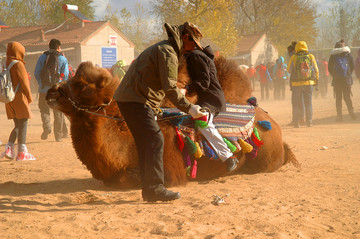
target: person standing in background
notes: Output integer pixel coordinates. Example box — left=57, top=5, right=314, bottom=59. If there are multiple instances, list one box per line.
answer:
left=1, top=42, right=36, bottom=161
left=34, top=39, right=69, bottom=142
left=287, top=41, right=319, bottom=128
left=328, top=39, right=356, bottom=121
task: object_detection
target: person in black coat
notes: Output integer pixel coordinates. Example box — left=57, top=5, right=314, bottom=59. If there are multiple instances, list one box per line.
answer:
left=328, top=39, right=357, bottom=121
left=185, top=45, right=238, bottom=172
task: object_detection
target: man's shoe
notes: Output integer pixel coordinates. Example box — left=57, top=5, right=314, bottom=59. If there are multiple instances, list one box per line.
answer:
left=226, top=156, right=239, bottom=172
left=41, top=129, right=51, bottom=140
left=142, top=186, right=181, bottom=202
left=16, top=152, right=36, bottom=161
left=55, top=137, right=62, bottom=142
left=306, top=120, right=313, bottom=127
left=1, top=144, right=15, bottom=159
left=294, top=121, right=300, bottom=128
left=350, top=112, right=357, bottom=120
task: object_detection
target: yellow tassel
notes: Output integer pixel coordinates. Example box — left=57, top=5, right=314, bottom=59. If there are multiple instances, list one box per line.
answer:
left=239, top=138, right=253, bottom=153
left=194, top=142, right=203, bottom=159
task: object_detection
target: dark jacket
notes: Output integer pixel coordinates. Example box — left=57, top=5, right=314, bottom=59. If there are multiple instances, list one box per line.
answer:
left=328, top=46, right=354, bottom=86
left=113, top=23, right=192, bottom=115
left=185, top=46, right=226, bottom=114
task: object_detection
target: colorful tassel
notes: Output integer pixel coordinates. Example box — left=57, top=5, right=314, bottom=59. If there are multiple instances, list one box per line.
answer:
left=184, top=136, right=197, bottom=155
left=186, top=166, right=191, bottom=177
left=190, top=159, right=197, bottom=178
left=233, top=140, right=242, bottom=152
left=203, top=140, right=218, bottom=160
left=175, top=128, right=184, bottom=152
left=194, top=142, right=203, bottom=159
left=247, top=97, right=257, bottom=107
left=253, top=127, right=261, bottom=141
left=183, top=148, right=192, bottom=167
left=239, top=138, right=253, bottom=153
left=251, top=132, right=264, bottom=147
left=195, top=120, right=208, bottom=129
left=245, top=138, right=258, bottom=159
left=257, top=120, right=272, bottom=130
left=223, top=138, right=237, bottom=153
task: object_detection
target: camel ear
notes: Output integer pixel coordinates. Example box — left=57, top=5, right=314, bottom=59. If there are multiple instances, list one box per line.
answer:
left=74, top=76, right=88, bottom=92
left=95, top=71, right=112, bottom=89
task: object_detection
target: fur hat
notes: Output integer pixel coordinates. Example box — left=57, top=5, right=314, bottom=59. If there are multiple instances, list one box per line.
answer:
left=182, top=22, right=203, bottom=50
left=335, top=39, right=345, bottom=48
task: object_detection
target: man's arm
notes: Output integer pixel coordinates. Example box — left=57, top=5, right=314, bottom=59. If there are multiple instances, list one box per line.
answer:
left=157, top=47, right=192, bottom=113
left=34, top=54, right=45, bottom=85
left=59, top=55, right=69, bottom=81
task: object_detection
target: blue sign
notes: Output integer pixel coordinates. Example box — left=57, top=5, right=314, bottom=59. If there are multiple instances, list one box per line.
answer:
left=101, top=47, right=117, bottom=68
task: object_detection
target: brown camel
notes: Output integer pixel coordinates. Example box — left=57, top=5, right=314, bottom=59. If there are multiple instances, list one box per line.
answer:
left=46, top=59, right=299, bottom=188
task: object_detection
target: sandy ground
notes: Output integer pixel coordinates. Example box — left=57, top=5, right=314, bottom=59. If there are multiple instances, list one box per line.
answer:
left=0, top=81, right=359, bottom=239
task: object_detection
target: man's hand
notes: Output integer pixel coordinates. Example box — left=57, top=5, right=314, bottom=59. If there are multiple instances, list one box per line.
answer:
left=189, top=105, right=206, bottom=119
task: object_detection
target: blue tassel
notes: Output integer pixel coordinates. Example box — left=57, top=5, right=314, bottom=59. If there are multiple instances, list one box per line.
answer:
left=247, top=97, right=257, bottom=107
left=202, top=140, right=218, bottom=160
left=257, top=120, right=272, bottom=130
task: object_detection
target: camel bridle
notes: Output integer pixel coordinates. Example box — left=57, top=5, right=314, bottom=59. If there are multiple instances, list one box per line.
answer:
left=58, top=80, right=208, bottom=123
left=58, top=80, right=125, bottom=121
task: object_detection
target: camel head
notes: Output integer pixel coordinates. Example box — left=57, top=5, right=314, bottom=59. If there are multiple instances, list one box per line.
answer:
left=46, top=61, right=120, bottom=116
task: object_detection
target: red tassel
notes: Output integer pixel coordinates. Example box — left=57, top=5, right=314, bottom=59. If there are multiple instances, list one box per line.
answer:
left=251, top=132, right=263, bottom=147
left=190, top=159, right=197, bottom=178
left=176, top=127, right=185, bottom=152
left=192, top=115, right=207, bottom=121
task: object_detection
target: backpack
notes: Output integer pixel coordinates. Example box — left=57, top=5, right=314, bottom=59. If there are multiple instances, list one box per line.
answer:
left=40, top=50, right=60, bottom=86
left=333, top=54, right=349, bottom=79
left=276, top=64, right=285, bottom=78
left=295, top=53, right=313, bottom=80
left=0, top=60, right=20, bottom=103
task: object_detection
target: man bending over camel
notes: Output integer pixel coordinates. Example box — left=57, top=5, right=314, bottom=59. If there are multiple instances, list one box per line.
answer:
left=114, top=22, right=206, bottom=202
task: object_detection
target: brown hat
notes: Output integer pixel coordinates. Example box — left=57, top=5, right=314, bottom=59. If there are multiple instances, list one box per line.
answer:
left=183, top=22, right=203, bottom=50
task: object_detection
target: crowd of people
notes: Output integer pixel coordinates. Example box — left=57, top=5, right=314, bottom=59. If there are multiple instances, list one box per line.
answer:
left=245, top=39, right=358, bottom=127
left=1, top=23, right=359, bottom=202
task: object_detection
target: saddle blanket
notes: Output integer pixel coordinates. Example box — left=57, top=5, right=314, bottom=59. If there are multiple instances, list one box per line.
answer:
left=161, top=103, right=256, bottom=139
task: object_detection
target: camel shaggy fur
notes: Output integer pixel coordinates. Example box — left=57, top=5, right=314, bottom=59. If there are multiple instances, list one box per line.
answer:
left=46, top=59, right=299, bottom=188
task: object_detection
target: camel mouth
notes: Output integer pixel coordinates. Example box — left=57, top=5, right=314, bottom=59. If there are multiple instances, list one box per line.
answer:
left=46, top=88, right=61, bottom=107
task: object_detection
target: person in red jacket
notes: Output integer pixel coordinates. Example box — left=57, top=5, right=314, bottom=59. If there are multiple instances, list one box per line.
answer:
left=255, top=63, right=272, bottom=100
left=246, top=65, right=257, bottom=90
left=318, top=58, right=329, bottom=98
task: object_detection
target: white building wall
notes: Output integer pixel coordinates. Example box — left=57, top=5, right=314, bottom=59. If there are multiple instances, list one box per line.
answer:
left=80, top=25, right=134, bottom=68
left=252, top=35, right=278, bottom=66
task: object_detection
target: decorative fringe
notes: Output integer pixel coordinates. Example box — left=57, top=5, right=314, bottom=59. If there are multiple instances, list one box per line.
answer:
left=203, top=140, right=218, bottom=160
left=223, top=138, right=237, bottom=153
left=239, top=138, right=253, bottom=153
left=251, top=132, right=264, bottom=147
left=186, top=166, right=191, bottom=177
left=184, top=136, right=197, bottom=155
left=194, top=115, right=208, bottom=129
left=257, top=120, right=272, bottom=130
left=245, top=138, right=258, bottom=159
left=253, top=127, right=261, bottom=141
left=233, top=140, right=242, bottom=153
left=175, top=128, right=184, bottom=152
left=194, top=142, right=203, bottom=159
left=247, top=97, right=257, bottom=107
left=190, top=159, right=197, bottom=178
left=183, top=148, right=192, bottom=168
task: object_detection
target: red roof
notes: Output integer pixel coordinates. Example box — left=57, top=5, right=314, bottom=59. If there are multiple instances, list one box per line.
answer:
left=236, top=33, right=265, bottom=55
left=0, top=21, right=134, bottom=47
